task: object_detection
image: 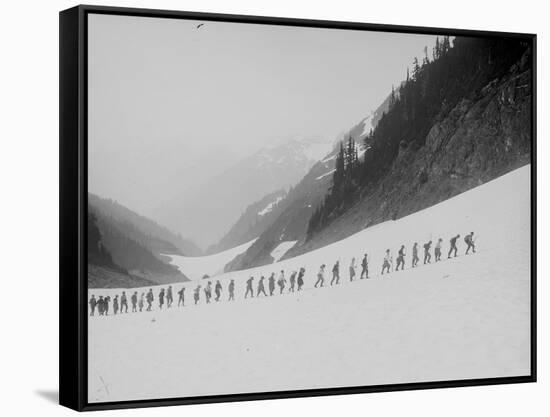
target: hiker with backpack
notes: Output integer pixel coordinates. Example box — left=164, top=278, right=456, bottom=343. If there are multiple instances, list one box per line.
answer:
left=257, top=276, right=267, bottom=297
left=159, top=288, right=165, bottom=309
left=396, top=245, right=406, bottom=271
left=215, top=280, right=222, bottom=301
left=315, top=264, right=326, bottom=288
left=290, top=271, right=297, bottom=292
left=131, top=291, right=138, bottom=312
left=423, top=241, right=432, bottom=264
left=448, top=234, right=460, bottom=258
left=412, top=243, right=419, bottom=267
left=349, top=257, right=356, bottom=281
left=89, top=295, right=97, bottom=316
left=297, top=267, right=305, bottom=291
left=268, top=273, right=276, bottom=296
left=360, top=254, right=369, bottom=279
left=97, top=296, right=105, bottom=316
left=166, top=286, right=173, bottom=308
left=465, top=232, right=476, bottom=254
left=104, top=296, right=111, bottom=315
left=139, top=293, right=145, bottom=312
left=194, top=285, right=201, bottom=305
left=113, top=295, right=119, bottom=315
left=228, top=280, right=235, bottom=301
left=204, top=282, right=213, bottom=303
left=331, top=261, right=340, bottom=285
left=120, top=291, right=128, bottom=313
left=177, top=287, right=185, bottom=307
left=245, top=277, right=254, bottom=299
left=146, top=289, right=154, bottom=311
left=278, top=270, right=287, bottom=294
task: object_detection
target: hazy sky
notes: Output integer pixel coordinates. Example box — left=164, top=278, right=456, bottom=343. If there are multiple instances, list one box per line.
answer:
left=88, top=13, right=438, bottom=215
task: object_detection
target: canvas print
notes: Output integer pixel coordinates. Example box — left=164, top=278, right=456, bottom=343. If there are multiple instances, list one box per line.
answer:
left=86, top=13, right=533, bottom=403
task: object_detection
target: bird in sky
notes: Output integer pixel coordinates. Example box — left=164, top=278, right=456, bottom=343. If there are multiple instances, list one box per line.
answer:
left=196, top=23, right=204, bottom=29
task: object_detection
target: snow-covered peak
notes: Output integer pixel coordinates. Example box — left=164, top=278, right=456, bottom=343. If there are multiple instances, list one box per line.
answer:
left=253, top=137, right=333, bottom=170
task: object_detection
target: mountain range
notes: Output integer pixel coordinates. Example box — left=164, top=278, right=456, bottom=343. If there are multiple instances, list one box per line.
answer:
left=152, top=137, right=333, bottom=249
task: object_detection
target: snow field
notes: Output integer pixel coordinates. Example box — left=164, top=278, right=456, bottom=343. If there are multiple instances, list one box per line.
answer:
left=88, top=165, right=531, bottom=403
left=163, top=238, right=257, bottom=281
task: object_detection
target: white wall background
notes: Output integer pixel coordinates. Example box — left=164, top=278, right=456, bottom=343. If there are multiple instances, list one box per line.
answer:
left=0, top=0, right=546, bottom=415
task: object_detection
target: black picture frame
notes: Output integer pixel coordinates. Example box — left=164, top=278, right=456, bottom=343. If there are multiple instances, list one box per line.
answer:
left=59, top=4, right=537, bottom=411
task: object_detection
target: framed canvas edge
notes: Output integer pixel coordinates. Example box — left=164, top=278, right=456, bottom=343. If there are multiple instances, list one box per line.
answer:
left=59, top=4, right=538, bottom=412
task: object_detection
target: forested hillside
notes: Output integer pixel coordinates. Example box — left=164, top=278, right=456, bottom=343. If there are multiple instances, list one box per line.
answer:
left=305, top=36, right=532, bottom=243
left=88, top=196, right=192, bottom=286
left=89, top=193, right=201, bottom=256
left=88, top=212, right=156, bottom=288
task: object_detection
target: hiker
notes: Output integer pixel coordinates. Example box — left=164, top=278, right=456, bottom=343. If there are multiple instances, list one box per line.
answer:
left=159, top=288, right=165, bottom=309
left=228, top=280, right=235, bottom=301
left=194, top=285, right=201, bottom=305
left=349, top=257, right=356, bottom=281
left=382, top=249, right=393, bottom=275
left=277, top=271, right=286, bottom=294
left=146, top=288, right=155, bottom=311
left=89, top=295, right=97, bottom=316
left=204, top=282, right=212, bottom=303
left=121, top=291, right=128, bottom=313
left=448, top=234, right=460, bottom=258
left=360, top=254, right=369, bottom=279
left=177, top=287, right=185, bottom=307
left=315, top=264, right=326, bottom=288
left=215, top=280, right=222, bottom=301
left=257, top=276, right=267, bottom=297
left=104, top=296, right=111, bottom=315
left=465, top=232, right=476, bottom=254
left=297, top=267, right=305, bottom=291
left=423, top=241, right=432, bottom=264
left=268, top=273, right=276, bottom=296
left=289, top=271, right=297, bottom=292
left=245, top=277, right=254, bottom=298
left=396, top=245, right=406, bottom=271
left=331, top=261, right=340, bottom=285
left=131, top=291, right=138, bottom=312
left=97, top=296, right=105, bottom=316
left=113, top=295, right=119, bottom=315
left=166, top=286, right=173, bottom=308
left=138, top=293, right=145, bottom=312
left=146, top=289, right=154, bottom=311
left=412, top=243, right=419, bottom=267
left=435, top=238, right=443, bottom=262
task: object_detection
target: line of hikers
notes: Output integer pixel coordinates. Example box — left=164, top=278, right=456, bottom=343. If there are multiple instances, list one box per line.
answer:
left=89, top=232, right=476, bottom=316
left=382, top=231, right=476, bottom=275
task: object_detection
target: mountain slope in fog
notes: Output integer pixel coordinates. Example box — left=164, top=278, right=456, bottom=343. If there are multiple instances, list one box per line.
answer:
left=153, top=137, right=333, bottom=249
left=224, top=97, right=390, bottom=272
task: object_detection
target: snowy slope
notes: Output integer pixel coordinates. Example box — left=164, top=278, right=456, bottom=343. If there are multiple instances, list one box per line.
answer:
left=162, top=239, right=257, bottom=281
left=270, top=241, right=298, bottom=262
left=88, top=166, right=531, bottom=403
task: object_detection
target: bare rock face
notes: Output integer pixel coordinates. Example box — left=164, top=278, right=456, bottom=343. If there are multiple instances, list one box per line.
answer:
left=290, top=51, right=532, bottom=256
